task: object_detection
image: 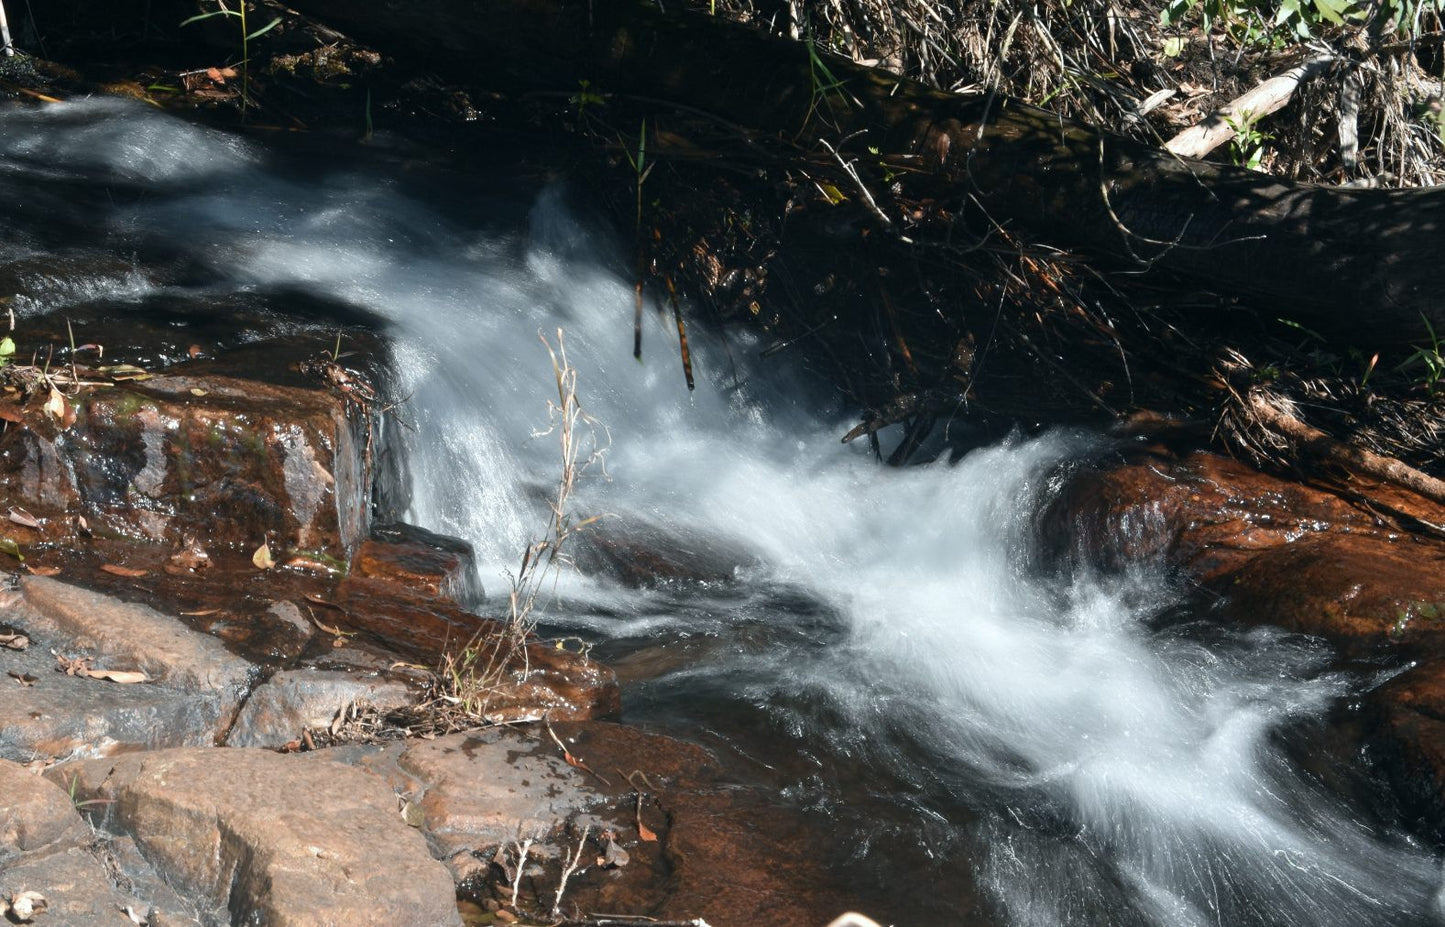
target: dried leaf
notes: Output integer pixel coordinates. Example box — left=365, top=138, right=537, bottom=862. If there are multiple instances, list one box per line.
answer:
left=0, top=405, right=22, bottom=424
left=0, top=632, right=29, bottom=651
left=7, top=507, right=39, bottom=528
left=7, top=890, right=47, bottom=921
left=253, top=541, right=275, bottom=570
left=180, top=608, right=220, bottom=617
left=43, top=387, right=66, bottom=422
left=80, top=668, right=148, bottom=684
left=8, top=671, right=37, bottom=686
left=98, top=364, right=150, bottom=381
left=635, top=793, right=657, bottom=842
left=189, top=387, right=208, bottom=397
left=23, top=564, right=61, bottom=577
left=101, top=563, right=148, bottom=578
left=598, top=834, right=630, bottom=869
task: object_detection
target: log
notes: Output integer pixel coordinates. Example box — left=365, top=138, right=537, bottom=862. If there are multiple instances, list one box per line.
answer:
left=285, top=0, right=1445, bottom=344
left=1164, top=56, right=1334, bottom=160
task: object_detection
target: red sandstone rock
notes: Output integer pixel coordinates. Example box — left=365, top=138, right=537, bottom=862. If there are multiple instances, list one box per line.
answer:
left=53, top=747, right=463, bottom=927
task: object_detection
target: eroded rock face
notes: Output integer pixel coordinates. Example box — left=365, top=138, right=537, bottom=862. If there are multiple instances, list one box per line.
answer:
left=0, top=374, right=367, bottom=558
left=53, top=748, right=463, bottom=927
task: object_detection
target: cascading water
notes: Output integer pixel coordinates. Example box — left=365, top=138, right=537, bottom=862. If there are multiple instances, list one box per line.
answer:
left=2, top=97, right=1442, bottom=926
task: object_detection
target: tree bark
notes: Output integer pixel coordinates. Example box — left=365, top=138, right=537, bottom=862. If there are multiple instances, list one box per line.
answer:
left=286, top=0, right=1445, bottom=344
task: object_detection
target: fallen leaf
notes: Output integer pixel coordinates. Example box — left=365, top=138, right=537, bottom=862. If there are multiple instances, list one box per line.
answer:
left=7, top=507, right=39, bottom=528
left=7, top=890, right=47, bottom=922
left=23, top=564, right=61, bottom=577
left=285, top=555, right=341, bottom=574
left=0, top=632, right=29, bottom=651
left=635, top=793, right=657, bottom=842
left=80, top=668, right=148, bottom=684
left=8, top=671, right=36, bottom=686
left=0, top=538, right=24, bottom=562
left=98, top=364, right=151, bottom=382
left=43, top=386, right=66, bottom=422
left=253, top=541, right=275, bottom=570
left=180, top=608, right=221, bottom=617
left=76, top=514, right=91, bottom=536
left=0, top=405, right=22, bottom=423
left=101, top=564, right=149, bottom=578
left=598, top=832, right=630, bottom=869
left=189, top=387, right=208, bottom=397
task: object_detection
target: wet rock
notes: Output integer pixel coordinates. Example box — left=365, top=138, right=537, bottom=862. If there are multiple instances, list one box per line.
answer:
left=572, top=519, right=754, bottom=588
left=354, top=522, right=481, bottom=603
left=226, top=669, right=413, bottom=748
left=1216, top=535, right=1445, bottom=653
left=52, top=747, right=463, bottom=927
left=353, top=724, right=859, bottom=927
left=0, top=373, right=367, bottom=558
left=0, top=577, right=255, bottom=761
left=1037, top=447, right=1386, bottom=581
left=1042, top=447, right=1445, bottom=655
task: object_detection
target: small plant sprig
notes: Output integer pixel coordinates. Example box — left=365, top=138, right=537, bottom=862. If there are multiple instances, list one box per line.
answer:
left=180, top=1, right=282, bottom=113
left=432, top=329, right=608, bottom=726
left=1397, top=314, right=1445, bottom=392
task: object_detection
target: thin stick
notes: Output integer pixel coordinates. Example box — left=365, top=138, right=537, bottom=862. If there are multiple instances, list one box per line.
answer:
left=551, top=824, right=590, bottom=918
left=0, top=0, right=15, bottom=57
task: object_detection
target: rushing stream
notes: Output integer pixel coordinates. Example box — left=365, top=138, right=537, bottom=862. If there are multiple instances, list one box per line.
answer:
left=3, top=97, right=1444, bottom=926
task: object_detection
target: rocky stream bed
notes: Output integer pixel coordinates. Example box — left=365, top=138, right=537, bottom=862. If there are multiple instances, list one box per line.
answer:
left=2, top=93, right=1445, bottom=927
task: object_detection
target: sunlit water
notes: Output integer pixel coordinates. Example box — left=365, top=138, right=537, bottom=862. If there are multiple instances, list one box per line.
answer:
left=2, top=97, right=1442, bottom=926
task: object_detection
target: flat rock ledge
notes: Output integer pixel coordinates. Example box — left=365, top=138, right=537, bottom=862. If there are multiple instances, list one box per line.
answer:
left=0, top=575, right=254, bottom=762
left=55, top=748, right=463, bottom=927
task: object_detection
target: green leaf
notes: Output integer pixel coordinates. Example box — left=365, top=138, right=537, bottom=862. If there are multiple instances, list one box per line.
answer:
left=0, top=337, right=14, bottom=359
left=180, top=9, right=239, bottom=26
left=246, top=16, right=282, bottom=40
left=0, top=538, right=23, bottom=562
left=1310, top=0, right=1351, bottom=24
left=1163, top=36, right=1188, bottom=57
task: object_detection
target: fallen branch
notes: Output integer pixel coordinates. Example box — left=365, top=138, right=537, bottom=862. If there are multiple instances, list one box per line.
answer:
left=1247, top=389, right=1445, bottom=505
left=1165, top=56, right=1335, bottom=159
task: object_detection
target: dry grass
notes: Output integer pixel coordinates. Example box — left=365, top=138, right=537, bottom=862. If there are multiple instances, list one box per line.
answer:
left=423, top=329, right=607, bottom=730
left=699, top=0, right=1445, bottom=186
